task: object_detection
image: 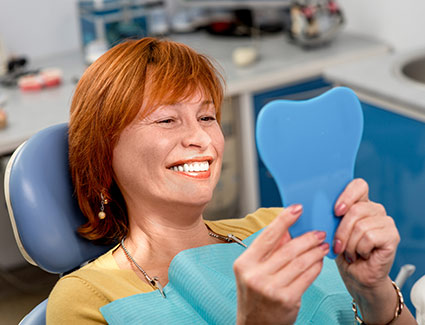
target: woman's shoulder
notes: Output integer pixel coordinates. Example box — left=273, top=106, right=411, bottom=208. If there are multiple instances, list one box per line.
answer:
left=206, top=207, right=283, bottom=240
left=46, top=270, right=109, bottom=324
left=46, top=245, right=152, bottom=324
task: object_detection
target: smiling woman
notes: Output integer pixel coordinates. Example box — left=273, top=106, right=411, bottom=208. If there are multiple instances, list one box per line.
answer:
left=68, top=37, right=224, bottom=242
left=46, top=37, right=416, bottom=325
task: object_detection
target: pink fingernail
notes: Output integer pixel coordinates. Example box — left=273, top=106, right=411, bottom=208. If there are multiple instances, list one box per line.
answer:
left=320, top=242, right=330, bottom=251
left=333, top=239, right=343, bottom=254
left=289, top=204, right=303, bottom=215
left=335, top=203, right=347, bottom=216
left=314, top=231, right=326, bottom=241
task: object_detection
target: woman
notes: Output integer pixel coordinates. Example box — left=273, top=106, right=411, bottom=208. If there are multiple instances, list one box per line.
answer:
left=47, top=37, right=416, bottom=324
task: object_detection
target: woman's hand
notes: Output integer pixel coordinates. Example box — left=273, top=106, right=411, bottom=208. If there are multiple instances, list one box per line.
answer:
left=233, top=205, right=329, bottom=325
left=333, top=178, right=399, bottom=288
left=332, top=178, right=414, bottom=324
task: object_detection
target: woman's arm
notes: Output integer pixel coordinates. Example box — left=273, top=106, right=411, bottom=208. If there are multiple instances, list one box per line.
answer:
left=233, top=205, right=329, bottom=324
left=333, top=178, right=416, bottom=324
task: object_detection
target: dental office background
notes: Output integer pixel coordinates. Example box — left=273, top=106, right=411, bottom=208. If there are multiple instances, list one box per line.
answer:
left=1, top=0, right=425, bottom=317
left=1, top=0, right=425, bottom=60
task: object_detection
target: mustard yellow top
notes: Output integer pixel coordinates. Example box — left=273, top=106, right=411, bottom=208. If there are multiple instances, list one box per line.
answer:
left=46, top=208, right=281, bottom=324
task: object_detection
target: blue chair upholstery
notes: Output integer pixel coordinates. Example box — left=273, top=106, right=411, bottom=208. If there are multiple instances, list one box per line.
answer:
left=18, top=299, right=47, bottom=325
left=4, top=123, right=113, bottom=324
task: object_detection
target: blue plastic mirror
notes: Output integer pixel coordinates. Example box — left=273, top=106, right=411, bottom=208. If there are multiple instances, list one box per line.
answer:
left=256, top=87, right=363, bottom=258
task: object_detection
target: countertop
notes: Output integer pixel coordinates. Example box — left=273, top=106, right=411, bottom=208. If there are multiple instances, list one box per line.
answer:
left=0, top=31, right=389, bottom=156
left=171, top=32, right=389, bottom=96
left=324, top=48, right=425, bottom=120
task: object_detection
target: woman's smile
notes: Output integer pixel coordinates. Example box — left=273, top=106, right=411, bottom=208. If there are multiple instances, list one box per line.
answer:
left=167, top=157, right=213, bottom=179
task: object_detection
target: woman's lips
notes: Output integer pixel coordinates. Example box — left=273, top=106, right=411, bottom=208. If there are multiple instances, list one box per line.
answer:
left=168, top=157, right=213, bottom=179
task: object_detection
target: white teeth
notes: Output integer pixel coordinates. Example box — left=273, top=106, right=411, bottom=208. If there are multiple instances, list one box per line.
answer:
left=194, top=163, right=200, bottom=172
left=171, top=161, right=210, bottom=173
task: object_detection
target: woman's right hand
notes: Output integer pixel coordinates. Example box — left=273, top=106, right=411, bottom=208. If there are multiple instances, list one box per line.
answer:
left=233, top=205, right=329, bottom=325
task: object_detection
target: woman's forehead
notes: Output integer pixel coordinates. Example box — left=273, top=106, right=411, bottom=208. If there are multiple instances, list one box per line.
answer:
left=145, top=86, right=214, bottom=109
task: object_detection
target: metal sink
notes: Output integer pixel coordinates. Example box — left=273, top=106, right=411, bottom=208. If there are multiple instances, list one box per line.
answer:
left=399, top=53, right=425, bottom=85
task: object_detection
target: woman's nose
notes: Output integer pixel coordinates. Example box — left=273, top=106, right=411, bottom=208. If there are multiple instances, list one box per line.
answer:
left=181, top=121, right=212, bottom=149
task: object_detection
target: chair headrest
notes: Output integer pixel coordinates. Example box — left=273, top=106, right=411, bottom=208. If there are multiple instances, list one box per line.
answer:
left=4, top=123, right=113, bottom=274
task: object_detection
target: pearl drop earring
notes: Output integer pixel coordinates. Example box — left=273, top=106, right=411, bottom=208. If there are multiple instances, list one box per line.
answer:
left=98, top=193, right=108, bottom=220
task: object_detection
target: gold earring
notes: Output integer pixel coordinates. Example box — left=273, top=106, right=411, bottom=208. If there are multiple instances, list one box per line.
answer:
left=98, top=193, right=108, bottom=220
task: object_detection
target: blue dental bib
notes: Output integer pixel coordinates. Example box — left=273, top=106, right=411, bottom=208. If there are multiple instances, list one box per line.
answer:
left=100, top=230, right=353, bottom=324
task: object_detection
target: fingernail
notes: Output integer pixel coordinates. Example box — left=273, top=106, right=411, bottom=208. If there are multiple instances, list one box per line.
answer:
left=333, top=239, right=343, bottom=254
left=335, top=203, right=347, bottom=216
left=320, top=242, right=330, bottom=251
left=289, top=204, right=303, bottom=215
left=314, top=231, right=326, bottom=241
left=344, top=252, right=355, bottom=264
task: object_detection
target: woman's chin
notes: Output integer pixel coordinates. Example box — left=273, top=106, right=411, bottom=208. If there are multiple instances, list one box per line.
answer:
left=169, top=194, right=213, bottom=210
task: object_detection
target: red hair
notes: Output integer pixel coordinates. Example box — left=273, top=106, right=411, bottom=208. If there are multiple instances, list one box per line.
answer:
left=69, top=37, right=224, bottom=242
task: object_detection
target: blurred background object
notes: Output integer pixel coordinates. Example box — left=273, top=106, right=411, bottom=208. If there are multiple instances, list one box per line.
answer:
left=78, top=0, right=167, bottom=63
left=411, top=275, right=425, bottom=325
left=287, top=0, right=344, bottom=48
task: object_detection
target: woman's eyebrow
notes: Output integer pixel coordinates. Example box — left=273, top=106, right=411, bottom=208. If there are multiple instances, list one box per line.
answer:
left=165, top=100, right=214, bottom=107
left=200, top=100, right=214, bottom=107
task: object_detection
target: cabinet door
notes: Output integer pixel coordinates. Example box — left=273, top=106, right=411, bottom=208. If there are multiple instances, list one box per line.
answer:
left=253, top=77, right=332, bottom=207
left=355, top=101, right=425, bottom=312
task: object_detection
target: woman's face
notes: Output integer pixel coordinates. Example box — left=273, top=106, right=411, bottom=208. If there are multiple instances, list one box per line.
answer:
left=112, top=91, right=225, bottom=212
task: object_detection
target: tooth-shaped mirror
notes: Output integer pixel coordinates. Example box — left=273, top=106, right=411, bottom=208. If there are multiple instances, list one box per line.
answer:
left=256, top=87, right=363, bottom=258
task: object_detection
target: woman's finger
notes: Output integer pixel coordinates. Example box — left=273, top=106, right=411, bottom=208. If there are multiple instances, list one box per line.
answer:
left=263, top=259, right=325, bottom=309
left=343, top=217, right=387, bottom=262
left=261, top=230, right=327, bottom=275
left=272, top=244, right=328, bottom=293
left=354, top=218, right=399, bottom=261
left=334, top=178, right=369, bottom=216
left=243, top=204, right=303, bottom=262
left=287, top=259, right=324, bottom=299
left=333, top=201, right=386, bottom=255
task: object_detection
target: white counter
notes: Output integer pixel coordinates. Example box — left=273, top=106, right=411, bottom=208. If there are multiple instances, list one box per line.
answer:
left=0, top=52, right=86, bottom=156
left=171, top=32, right=389, bottom=96
left=324, top=48, right=425, bottom=122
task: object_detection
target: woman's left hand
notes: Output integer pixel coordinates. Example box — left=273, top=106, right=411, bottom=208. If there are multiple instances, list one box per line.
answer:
left=333, top=178, right=417, bottom=324
left=333, top=178, right=400, bottom=288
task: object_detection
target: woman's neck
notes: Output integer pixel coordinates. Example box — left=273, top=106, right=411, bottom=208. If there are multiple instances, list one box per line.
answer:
left=113, top=204, right=218, bottom=285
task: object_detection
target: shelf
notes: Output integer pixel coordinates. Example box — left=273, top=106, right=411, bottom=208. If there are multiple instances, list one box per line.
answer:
left=180, top=0, right=291, bottom=9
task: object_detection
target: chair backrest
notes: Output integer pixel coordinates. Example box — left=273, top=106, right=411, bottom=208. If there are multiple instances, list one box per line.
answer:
left=4, top=123, right=113, bottom=324
left=255, top=87, right=363, bottom=259
left=4, top=123, right=112, bottom=274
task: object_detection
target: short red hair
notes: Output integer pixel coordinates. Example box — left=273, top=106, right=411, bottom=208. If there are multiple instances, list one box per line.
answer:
left=69, top=37, right=224, bottom=243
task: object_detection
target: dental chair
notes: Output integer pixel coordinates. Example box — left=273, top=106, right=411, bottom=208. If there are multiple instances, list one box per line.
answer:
left=4, top=123, right=113, bottom=324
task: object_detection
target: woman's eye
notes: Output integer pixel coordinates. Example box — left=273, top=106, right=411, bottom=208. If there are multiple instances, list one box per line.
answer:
left=200, top=116, right=216, bottom=122
left=157, top=119, right=174, bottom=124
